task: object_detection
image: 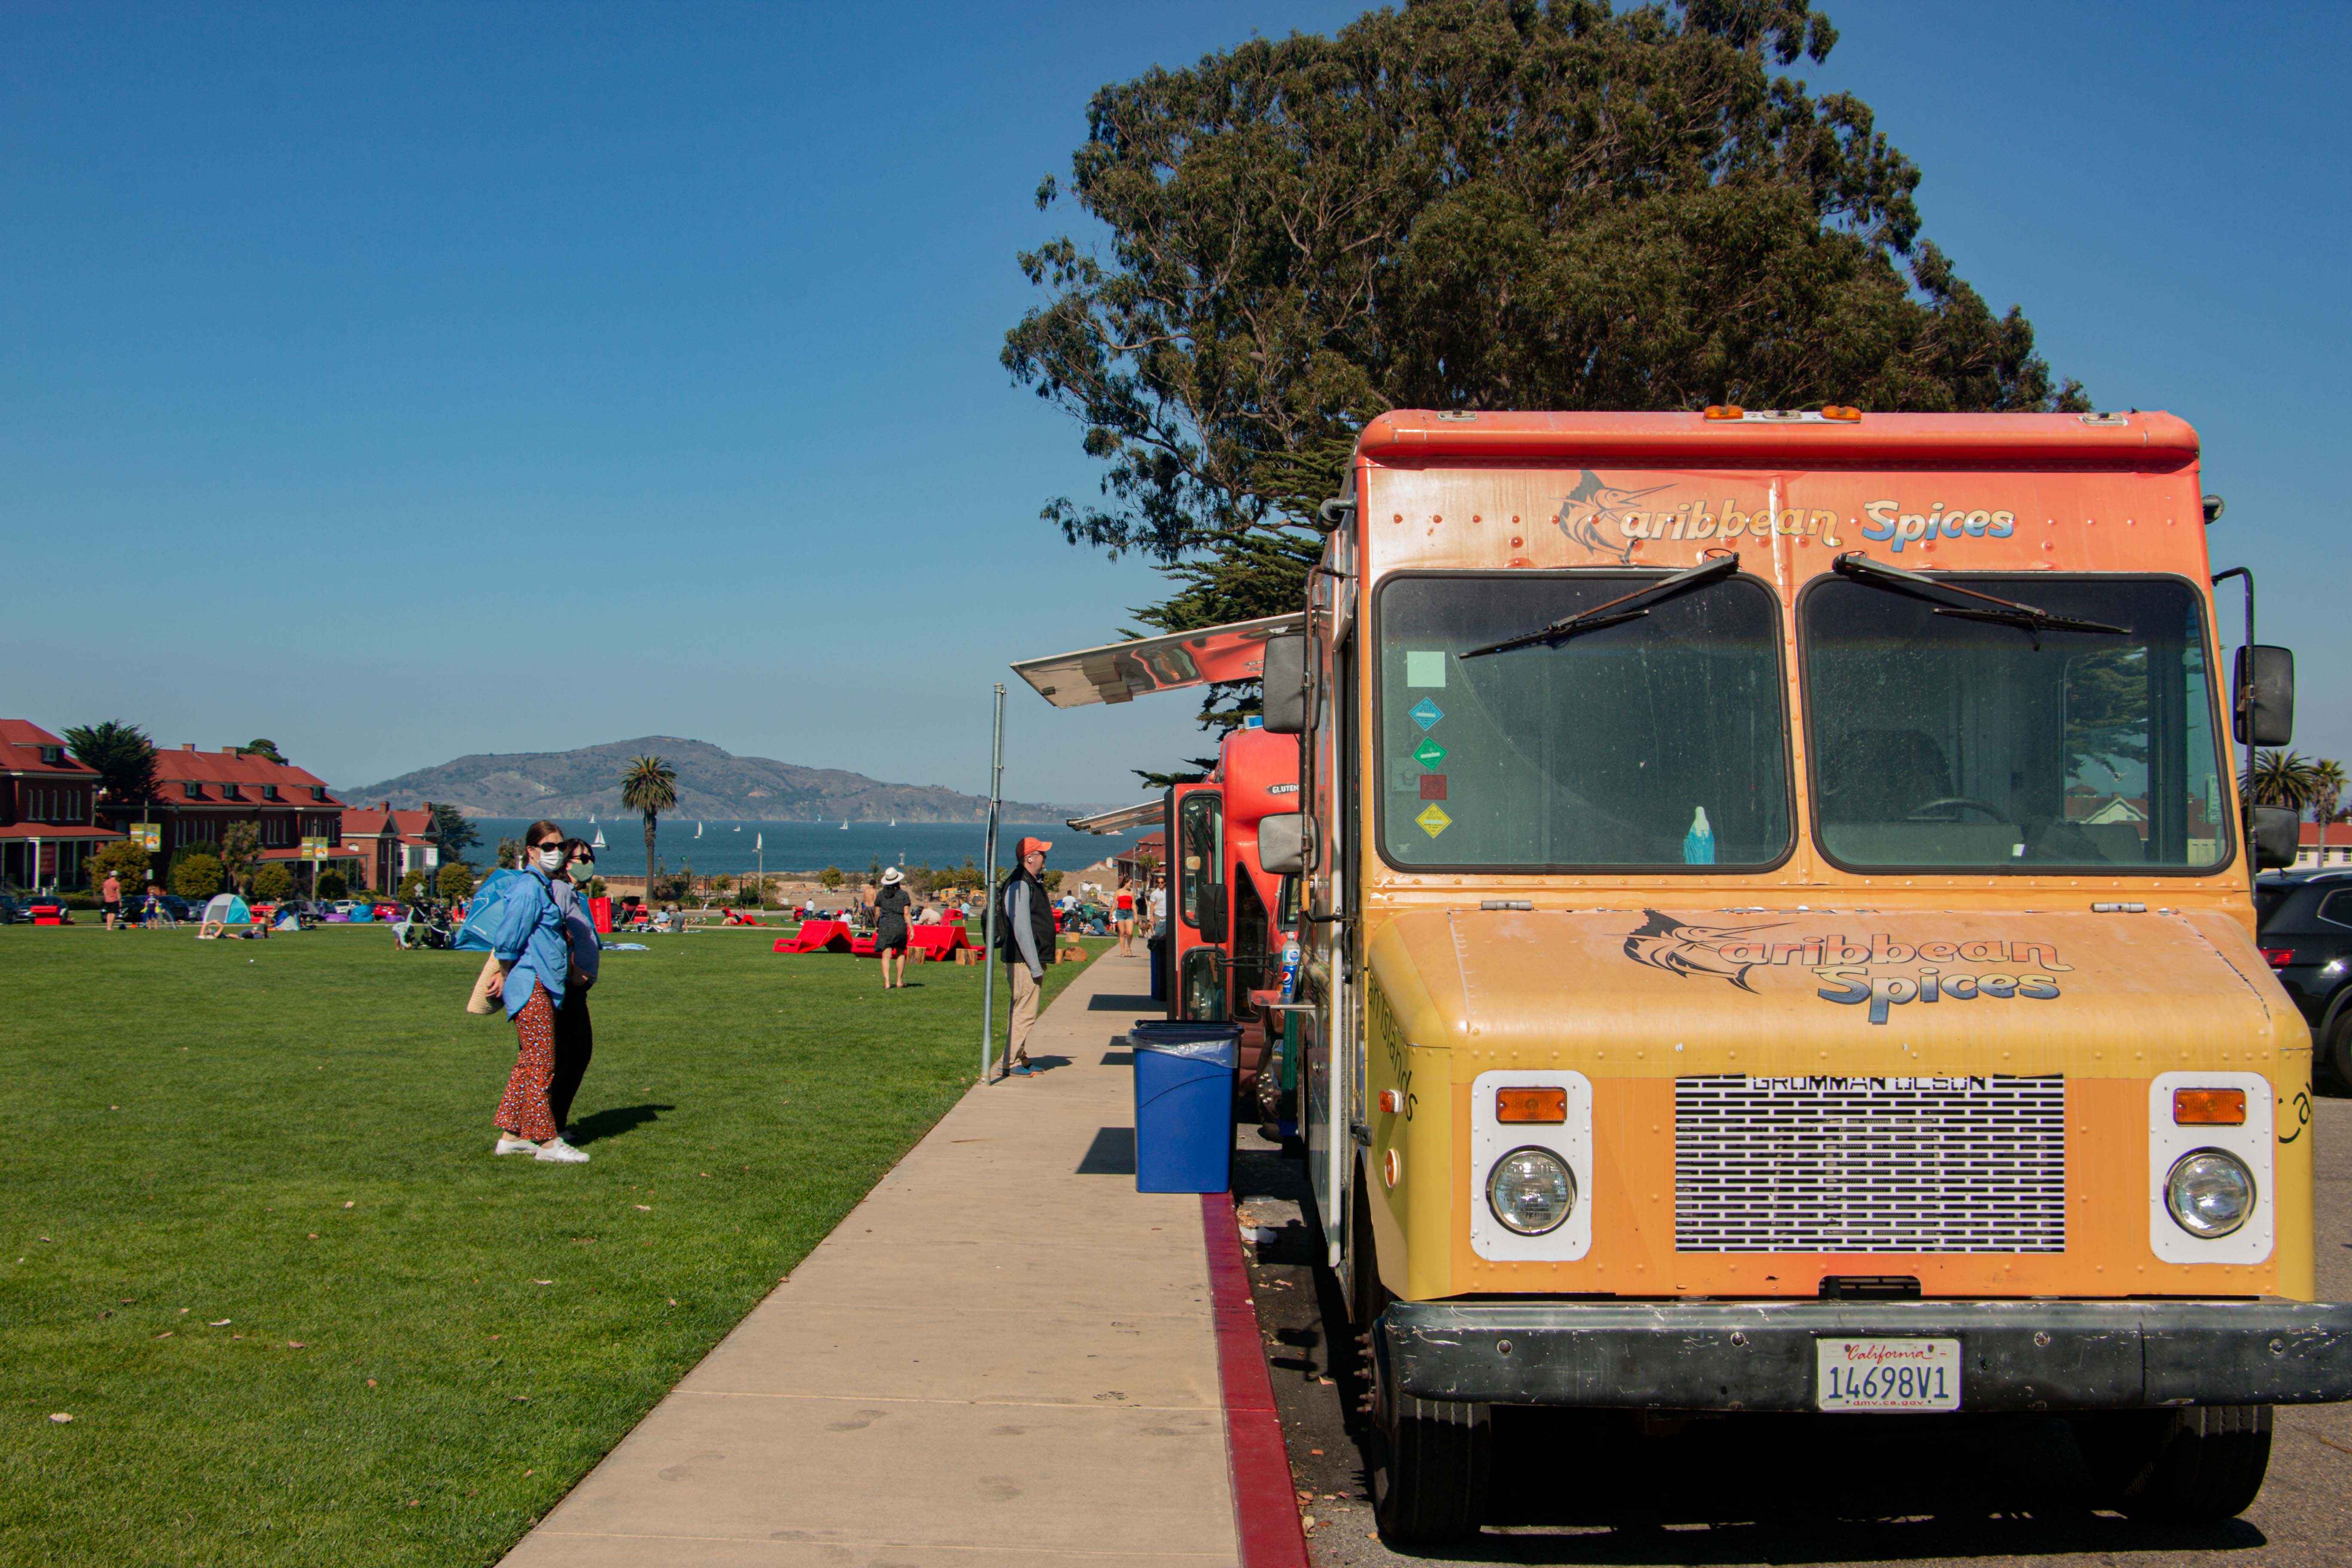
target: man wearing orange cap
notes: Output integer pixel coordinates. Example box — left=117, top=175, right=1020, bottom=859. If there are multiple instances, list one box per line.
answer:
left=996, top=836, right=1057, bottom=1076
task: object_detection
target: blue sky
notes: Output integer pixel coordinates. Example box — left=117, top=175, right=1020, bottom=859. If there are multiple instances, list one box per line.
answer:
left=6, top=2, right=2345, bottom=807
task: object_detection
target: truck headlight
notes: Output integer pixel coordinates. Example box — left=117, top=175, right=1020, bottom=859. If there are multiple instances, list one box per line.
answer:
left=2165, top=1148, right=2256, bottom=1239
left=1486, top=1146, right=1575, bottom=1236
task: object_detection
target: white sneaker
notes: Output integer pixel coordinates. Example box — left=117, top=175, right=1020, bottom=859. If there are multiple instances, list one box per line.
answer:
left=493, top=1136, right=539, bottom=1156
left=534, top=1139, right=590, bottom=1164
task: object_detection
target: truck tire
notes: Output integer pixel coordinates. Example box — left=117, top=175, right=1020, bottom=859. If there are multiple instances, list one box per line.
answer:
left=2074, top=1404, right=2272, bottom=1521
left=1356, top=1179, right=1488, bottom=1544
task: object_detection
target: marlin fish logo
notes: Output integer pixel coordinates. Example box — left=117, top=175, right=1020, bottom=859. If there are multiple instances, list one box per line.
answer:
left=1622, top=909, right=1781, bottom=993
left=1554, top=472, right=1672, bottom=564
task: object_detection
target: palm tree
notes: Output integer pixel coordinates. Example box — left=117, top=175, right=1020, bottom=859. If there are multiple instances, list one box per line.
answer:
left=2311, top=758, right=2348, bottom=864
left=2245, top=749, right=2321, bottom=814
left=619, top=756, right=678, bottom=902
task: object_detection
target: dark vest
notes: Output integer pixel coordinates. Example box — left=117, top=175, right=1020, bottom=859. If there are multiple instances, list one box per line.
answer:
left=995, top=868, right=1057, bottom=965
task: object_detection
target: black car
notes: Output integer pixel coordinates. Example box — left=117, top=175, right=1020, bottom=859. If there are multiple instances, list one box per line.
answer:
left=0, top=894, right=28, bottom=924
left=2254, top=870, right=2352, bottom=1084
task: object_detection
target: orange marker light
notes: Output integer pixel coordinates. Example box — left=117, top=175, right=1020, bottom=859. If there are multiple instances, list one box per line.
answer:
left=1822, top=404, right=1863, bottom=421
left=2173, top=1088, right=2247, bottom=1126
left=1497, top=1087, right=1568, bottom=1124
left=1702, top=404, right=1746, bottom=421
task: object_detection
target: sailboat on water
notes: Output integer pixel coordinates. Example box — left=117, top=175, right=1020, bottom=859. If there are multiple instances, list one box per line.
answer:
left=839, top=818, right=849, bottom=830
left=695, top=821, right=703, bottom=838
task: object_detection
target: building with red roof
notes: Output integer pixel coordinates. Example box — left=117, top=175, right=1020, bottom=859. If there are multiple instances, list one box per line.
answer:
left=0, top=720, right=120, bottom=888
left=341, top=802, right=442, bottom=892
left=105, top=743, right=358, bottom=888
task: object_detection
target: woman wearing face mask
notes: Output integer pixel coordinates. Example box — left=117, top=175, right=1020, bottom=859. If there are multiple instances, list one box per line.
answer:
left=546, top=838, right=603, bottom=1142
left=483, top=819, right=591, bottom=1164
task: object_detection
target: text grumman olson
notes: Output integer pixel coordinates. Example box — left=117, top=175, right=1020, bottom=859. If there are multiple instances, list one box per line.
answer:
left=1014, top=410, right=2352, bottom=1541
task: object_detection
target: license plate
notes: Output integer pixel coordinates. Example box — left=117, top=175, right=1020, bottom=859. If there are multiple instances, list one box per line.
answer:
left=1815, top=1338, right=1961, bottom=1412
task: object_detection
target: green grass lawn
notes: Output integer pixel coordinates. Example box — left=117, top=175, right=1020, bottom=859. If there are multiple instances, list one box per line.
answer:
left=0, top=923, right=1103, bottom=1567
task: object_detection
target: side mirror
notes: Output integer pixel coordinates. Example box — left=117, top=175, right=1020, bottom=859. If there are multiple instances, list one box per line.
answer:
left=1260, top=635, right=1308, bottom=735
left=2233, top=645, right=2295, bottom=746
left=1197, top=882, right=1228, bottom=943
left=2251, top=805, right=2300, bottom=871
left=1259, top=813, right=1313, bottom=875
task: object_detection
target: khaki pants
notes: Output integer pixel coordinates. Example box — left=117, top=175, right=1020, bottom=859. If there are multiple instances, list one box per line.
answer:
left=1008, top=964, right=1043, bottom=1063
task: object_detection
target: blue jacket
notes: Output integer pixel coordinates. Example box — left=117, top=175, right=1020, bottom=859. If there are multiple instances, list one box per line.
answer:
left=489, top=867, right=571, bottom=1017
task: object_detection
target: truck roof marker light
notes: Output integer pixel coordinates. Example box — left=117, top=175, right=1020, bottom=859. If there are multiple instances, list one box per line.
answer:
left=1822, top=405, right=1862, bottom=421
left=1496, top=1087, right=1567, bottom=1124
left=1703, top=404, right=1745, bottom=420
left=2174, top=1089, right=2248, bottom=1126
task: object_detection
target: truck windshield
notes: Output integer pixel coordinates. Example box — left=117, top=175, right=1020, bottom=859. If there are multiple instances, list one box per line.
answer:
left=1376, top=572, right=1791, bottom=869
left=1802, top=576, right=2230, bottom=871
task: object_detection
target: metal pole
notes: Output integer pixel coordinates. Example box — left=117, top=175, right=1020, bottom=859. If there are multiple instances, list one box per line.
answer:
left=980, top=682, right=1006, bottom=1084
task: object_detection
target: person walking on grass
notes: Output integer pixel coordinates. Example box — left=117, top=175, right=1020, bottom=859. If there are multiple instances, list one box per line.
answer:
left=997, top=836, right=1056, bottom=1076
left=546, top=837, right=602, bottom=1140
left=483, top=819, right=591, bottom=1164
left=873, top=865, right=914, bottom=989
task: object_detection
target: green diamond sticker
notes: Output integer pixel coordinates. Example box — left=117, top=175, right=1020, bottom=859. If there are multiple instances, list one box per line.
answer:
left=1414, top=802, right=1452, bottom=838
left=1412, top=737, right=1447, bottom=770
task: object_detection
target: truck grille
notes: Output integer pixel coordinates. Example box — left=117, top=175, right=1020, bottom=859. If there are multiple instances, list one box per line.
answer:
left=1674, top=1074, right=2066, bottom=1253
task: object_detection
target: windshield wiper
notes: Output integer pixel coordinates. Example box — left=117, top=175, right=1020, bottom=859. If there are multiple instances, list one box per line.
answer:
left=1829, top=552, right=2130, bottom=647
left=1459, top=554, right=1742, bottom=660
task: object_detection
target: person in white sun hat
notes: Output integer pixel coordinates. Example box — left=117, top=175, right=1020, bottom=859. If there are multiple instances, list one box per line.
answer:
left=873, top=864, right=915, bottom=989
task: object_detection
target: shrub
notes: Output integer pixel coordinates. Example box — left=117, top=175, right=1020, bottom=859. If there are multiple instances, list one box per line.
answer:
left=397, top=870, right=427, bottom=903
left=86, top=838, right=155, bottom=893
left=315, top=870, right=348, bottom=899
left=169, top=854, right=224, bottom=899
left=437, top=862, right=476, bottom=900
left=818, top=866, right=844, bottom=891
left=251, top=864, right=296, bottom=901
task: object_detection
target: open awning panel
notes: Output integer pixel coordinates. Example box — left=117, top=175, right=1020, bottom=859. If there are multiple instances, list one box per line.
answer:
left=1011, top=612, right=1304, bottom=709
left=1066, top=800, right=1165, bottom=836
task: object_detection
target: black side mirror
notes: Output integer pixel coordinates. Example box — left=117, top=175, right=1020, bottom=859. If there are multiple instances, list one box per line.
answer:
left=1197, top=882, right=1228, bottom=942
left=1258, top=813, right=1313, bottom=875
left=2234, top=645, right=2295, bottom=746
left=1260, top=635, right=1308, bottom=735
left=2252, top=805, right=2300, bottom=871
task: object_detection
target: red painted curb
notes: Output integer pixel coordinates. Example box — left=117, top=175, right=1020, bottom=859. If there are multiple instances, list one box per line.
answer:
left=1201, top=1191, right=1313, bottom=1568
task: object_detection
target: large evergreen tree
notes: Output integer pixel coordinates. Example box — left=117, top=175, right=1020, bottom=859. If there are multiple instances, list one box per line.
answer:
left=1007, top=0, right=2087, bottom=729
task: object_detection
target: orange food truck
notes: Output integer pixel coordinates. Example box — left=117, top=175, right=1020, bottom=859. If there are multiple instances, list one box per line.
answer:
left=1016, top=410, right=2349, bottom=1542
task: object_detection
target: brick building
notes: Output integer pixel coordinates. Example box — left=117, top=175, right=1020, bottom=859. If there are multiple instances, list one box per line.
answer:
left=104, top=744, right=359, bottom=885
left=341, top=802, right=442, bottom=891
left=0, top=720, right=121, bottom=889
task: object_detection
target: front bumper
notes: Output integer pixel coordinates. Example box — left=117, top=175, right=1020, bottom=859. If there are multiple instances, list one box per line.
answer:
left=1383, top=1298, right=2352, bottom=1412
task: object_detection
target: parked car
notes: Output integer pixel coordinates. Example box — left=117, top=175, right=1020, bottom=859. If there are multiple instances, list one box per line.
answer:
left=0, top=894, right=29, bottom=924
left=151, top=893, right=197, bottom=924
left=2254, top=869, right=2352, bottom=1084
left=24, top=893, right=71, bottom=924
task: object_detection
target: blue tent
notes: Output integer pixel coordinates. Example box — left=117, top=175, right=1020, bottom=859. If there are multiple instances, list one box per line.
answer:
left=453, top=868, right=519, bottom=951
left=200, top=893, right=251, bottom=925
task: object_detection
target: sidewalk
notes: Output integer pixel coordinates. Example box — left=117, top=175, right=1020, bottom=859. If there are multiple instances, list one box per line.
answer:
left=502, top=951, right=1243, bottom=1568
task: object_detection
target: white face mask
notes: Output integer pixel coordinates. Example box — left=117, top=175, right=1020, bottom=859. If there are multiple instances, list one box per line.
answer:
left=536, top=848, right=566, bottom=873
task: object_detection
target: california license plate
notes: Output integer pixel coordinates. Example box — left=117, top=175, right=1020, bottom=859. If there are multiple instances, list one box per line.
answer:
left=1815, top=1338, right=1961, bottom=1412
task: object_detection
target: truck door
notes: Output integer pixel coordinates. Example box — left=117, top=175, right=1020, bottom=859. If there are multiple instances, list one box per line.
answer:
left=1174, top=786, right=1226, bottom=1021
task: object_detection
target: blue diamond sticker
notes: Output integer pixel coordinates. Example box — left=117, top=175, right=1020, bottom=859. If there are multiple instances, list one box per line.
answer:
left=1410, top=698, right=1444, bottom=731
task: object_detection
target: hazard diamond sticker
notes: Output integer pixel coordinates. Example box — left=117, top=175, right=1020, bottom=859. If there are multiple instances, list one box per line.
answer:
left=1414, top=803, right=1452, bottom=838
left=1409, top=698, right=1444, bottom=731
left=1412, top=737, right=1447, bottom=770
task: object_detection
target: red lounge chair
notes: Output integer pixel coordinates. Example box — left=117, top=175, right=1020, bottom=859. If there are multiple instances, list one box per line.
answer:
left=775, top=919, right=853, bottom=954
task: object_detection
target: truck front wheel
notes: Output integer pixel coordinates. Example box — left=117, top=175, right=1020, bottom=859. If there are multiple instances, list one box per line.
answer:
left=1357, top=1180, right=1488, bottom=1543
left=2073, top=1404, right=2272, bottom=1521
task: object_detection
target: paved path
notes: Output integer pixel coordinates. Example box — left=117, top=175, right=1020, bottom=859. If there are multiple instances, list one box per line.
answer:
left=504, top=951, right=1241, bottom=1568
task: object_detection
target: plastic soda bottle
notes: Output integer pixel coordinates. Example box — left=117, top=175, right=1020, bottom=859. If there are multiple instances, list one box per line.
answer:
left=1279, top=938, right=1302, bottom=1002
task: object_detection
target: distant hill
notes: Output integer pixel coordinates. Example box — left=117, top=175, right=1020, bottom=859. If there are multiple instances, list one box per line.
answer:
left=340, top=737, right=1090, bottom=822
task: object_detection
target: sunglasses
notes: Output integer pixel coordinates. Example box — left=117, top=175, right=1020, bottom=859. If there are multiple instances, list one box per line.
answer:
left=533, top=841, right=564, bottom=852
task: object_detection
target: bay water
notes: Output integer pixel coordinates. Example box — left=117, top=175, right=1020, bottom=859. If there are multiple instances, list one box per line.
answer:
left=463, top=818, right=1096, bottom=879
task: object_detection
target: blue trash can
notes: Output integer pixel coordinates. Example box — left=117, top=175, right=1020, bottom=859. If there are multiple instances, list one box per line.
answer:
left=1129, top=1022, right=1239, bottom=1193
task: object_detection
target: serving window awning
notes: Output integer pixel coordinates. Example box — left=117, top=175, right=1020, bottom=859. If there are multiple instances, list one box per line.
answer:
left=1066, top=801, right=1165, bottom=836
left=1011, top=613, right=1304, bottom=708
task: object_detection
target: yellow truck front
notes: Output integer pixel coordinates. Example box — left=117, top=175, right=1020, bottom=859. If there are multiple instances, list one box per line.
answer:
left=1257, top=410, right=2352, bottom=1540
